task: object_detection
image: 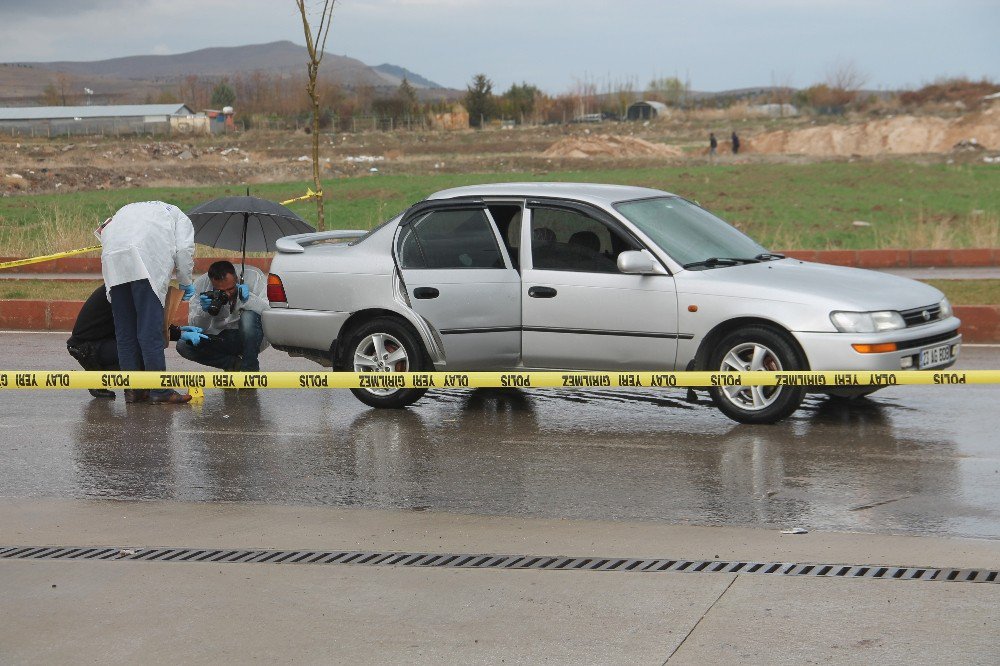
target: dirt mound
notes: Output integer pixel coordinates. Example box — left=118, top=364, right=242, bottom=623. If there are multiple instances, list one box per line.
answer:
left=543, top=134, right=683, bottom=159
left=749, top=109, right=1000, bottom=155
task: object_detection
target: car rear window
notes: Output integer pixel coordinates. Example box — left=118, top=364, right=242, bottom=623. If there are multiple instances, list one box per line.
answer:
left=398, top=209, right=505, bottom=269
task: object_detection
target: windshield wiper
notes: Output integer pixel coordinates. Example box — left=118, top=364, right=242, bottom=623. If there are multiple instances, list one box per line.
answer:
left=682, top=257, right=760, bottom=269
left=755, top=252, right=785, bottom=261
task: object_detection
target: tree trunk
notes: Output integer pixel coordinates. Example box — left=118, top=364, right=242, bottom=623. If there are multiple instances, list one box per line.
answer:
left=309, top=78, right=325, bottom=231
left=296, top=0, right=334, bottom=233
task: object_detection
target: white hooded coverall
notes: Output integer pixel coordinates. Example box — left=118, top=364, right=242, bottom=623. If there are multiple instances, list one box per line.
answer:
left=99, top=201, right=195, bottom=303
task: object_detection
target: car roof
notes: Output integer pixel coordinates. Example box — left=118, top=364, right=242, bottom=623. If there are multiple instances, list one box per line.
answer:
left=426, top=182, right=676, bottom=206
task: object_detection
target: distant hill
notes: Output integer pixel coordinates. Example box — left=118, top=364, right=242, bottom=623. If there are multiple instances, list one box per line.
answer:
left=2, top=41, right=451, bottom=102
left=372, top=64, right=443, bottom=90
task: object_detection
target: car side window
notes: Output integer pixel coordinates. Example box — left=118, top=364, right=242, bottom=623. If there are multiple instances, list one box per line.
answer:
left=530, top=207, right=638, bottom=273
left=397, top=209, right=505, bottom=269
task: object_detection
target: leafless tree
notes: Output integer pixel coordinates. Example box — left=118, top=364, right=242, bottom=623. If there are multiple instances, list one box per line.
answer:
left=769, top=70, right=795, bottom=116
left=571, top=77, right=598, bottom=117
left=56, top=73, right=74, bottom=105
left=826, top=59, right=869, bottom=96
left=295, top=0, right=336, bottom=230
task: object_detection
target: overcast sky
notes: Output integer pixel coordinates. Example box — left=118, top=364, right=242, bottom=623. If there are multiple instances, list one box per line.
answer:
left=0, top=0, right=997, bottom=93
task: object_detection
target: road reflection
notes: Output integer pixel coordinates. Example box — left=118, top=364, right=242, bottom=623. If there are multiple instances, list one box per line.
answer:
left=73, top=399, right=180, bottom=500
left=66, top=385, right=971, bottom=536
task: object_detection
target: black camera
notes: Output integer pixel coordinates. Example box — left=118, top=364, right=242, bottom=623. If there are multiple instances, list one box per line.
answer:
left=201, top=289, right=231, bottom=316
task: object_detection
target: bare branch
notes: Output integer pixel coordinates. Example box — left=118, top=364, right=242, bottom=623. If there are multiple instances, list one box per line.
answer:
left=315, top=0, right=335, bottom=64
left=294, top=0, right=337, bottom=231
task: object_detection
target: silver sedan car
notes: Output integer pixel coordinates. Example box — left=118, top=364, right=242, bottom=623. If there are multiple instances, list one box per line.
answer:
left=263, top=183, right=961, bottom=423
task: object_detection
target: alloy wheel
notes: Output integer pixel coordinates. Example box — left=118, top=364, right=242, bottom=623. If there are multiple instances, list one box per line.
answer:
left=717, top=341, right=784, bottom=411
left=353, top=333, right=409, bottom=395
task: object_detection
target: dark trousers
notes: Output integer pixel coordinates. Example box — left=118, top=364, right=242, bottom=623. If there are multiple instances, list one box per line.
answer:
left=110, top=279, right=169, bottom=396
left=67, top=338, right=120, bottom=370
left=176, top=310, right=264, bottom=372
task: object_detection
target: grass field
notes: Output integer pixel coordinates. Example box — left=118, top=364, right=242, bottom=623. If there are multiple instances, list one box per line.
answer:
left=1, top=161, right=998, bottom=256
left=1, top=278, right=996, bottom=305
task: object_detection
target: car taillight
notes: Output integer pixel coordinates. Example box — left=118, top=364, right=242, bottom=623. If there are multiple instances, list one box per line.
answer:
left=267, top=273, right=287, bottom=303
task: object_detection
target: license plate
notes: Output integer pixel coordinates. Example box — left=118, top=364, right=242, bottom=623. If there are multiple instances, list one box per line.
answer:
left=919, top=343, right=952, bottom=369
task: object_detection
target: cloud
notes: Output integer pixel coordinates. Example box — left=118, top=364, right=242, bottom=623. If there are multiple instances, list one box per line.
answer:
left=0, top=0, right=119, bottom=17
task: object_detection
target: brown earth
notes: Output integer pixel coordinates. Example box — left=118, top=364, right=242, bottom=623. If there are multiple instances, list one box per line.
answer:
left=542, top=134, right=683, bottom=159
left=2, top=110, right=999, bottom=196
left=747, top=108, right=1000, bottom=156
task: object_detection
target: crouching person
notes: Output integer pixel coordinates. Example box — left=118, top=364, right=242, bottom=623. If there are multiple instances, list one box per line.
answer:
left=67, top=284, right=120, bottom=399
left=175, top=260, right=269, bottom=371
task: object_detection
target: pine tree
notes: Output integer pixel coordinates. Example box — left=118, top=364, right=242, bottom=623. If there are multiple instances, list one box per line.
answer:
left=210, top=80, right=236, bottom=108
left=464, top=74, right=496, bottom=128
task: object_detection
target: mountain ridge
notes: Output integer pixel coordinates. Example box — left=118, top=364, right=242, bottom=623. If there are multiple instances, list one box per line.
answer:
left=9, top=41, right=444, bottom=91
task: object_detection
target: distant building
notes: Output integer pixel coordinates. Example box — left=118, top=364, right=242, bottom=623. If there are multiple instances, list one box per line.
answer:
left=625, top=101, right=669, bottom=121
left=203, top=107, right=236, bottom=134
left=0, top=103, right=199, bottom=136
left=747, top=103, right=799, bottom=117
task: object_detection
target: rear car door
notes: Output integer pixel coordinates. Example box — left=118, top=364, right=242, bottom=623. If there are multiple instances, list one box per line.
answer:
left=395, top=202, right=521, bottom=370
left=520, top=199, right=679, bottom=370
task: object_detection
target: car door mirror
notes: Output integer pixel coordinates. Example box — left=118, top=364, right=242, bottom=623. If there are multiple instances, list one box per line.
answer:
left=617, top=250, right=659, bottom=274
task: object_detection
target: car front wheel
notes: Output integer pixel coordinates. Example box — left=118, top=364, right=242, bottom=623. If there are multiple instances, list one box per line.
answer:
left=342, top=317, right=428, bottom=409
left=708, top=326, right=806, bottom=424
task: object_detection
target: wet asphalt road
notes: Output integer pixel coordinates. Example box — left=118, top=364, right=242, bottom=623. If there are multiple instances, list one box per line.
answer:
left=1, top=332, right=998, bottom=539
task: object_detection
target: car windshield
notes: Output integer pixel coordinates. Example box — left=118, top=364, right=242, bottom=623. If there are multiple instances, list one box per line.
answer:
left=614, top=196, right=768, bottom=267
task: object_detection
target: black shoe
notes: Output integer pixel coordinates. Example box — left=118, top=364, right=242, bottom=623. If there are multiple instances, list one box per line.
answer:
left=88, top=388, right=116, bottom=399
left=124, top=389, right=149, bottom=403
left=149, top=390, right=192, bottom=404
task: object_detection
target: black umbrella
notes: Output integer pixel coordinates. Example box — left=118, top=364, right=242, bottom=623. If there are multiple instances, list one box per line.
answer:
left=186, top=195, right=316, bottom=280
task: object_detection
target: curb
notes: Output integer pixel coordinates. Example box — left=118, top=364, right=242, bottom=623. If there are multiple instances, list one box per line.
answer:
left=779, top=248, right=1000, bottom=268
left=0, top=300, right=189, bottom=332
left=0, top=249, right=998, bottom=274
left=2, top=300, right=997, bottom=342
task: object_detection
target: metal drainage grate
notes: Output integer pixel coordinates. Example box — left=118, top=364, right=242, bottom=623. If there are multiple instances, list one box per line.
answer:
left=1, top=545, right=996, bottom=584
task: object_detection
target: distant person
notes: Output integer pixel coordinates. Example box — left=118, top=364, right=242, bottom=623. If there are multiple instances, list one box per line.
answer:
left=731, top=131, right=741, bottom=154
left=709, top=132, right=718, bottom=157
left=98, top=201, right=196, bottom=404
left=176, top=260, right=269, bottom=372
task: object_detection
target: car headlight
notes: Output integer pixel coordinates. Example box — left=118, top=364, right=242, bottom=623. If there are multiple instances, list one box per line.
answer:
left=938, top=298, right=953, bottom=319
left=830, top=310, right=906, bottom=333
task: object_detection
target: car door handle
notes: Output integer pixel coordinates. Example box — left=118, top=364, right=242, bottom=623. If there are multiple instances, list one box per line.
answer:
left=528, top=286, right=557, bottom=298
left=413, top=287, right=439, bottom=300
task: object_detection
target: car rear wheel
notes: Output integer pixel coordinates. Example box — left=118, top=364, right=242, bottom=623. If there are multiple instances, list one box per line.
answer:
left=708, top=326, right=806, bottom=424
left=342, top=317, right=428, bottom=409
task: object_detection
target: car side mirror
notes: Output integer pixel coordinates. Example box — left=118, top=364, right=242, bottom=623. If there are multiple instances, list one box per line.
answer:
left=617, top=250, right=660, bottom=275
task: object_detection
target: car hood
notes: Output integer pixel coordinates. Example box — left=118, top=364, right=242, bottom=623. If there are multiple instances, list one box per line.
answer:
left=676, top=259, right=944, bottom=311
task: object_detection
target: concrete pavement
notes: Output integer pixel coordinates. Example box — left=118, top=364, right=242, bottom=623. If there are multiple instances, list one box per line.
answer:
left=2, top=500, right=998, bottom=664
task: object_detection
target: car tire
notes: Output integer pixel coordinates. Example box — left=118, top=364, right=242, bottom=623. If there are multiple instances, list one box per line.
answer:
left=341, top=317, right=428, bottom=409
left=707, top=325, right=806, bottom=424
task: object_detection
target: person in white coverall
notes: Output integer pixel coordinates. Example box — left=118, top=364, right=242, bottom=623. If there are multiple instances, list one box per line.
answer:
left=98, top=201, right=197, bottom=404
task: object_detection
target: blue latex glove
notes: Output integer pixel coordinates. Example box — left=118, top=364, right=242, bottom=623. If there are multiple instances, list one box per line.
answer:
left=180, top=325, right=204, bottom=334
left=199, top=294, right=213, bottom=312
left=179, top=330, right=208, bottom=346
left=179, top=283, right=196, bottom=301
left=237, top=283, right=250, bottom=302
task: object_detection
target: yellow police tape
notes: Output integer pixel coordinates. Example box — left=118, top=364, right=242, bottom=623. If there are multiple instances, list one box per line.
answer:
left=0, top=189, right=320, bottom=272
left=280, top=188, right=323, bottom=205
left=0, top=370, right=995, bottom=391
left=0, top=245, right=102, bottom=271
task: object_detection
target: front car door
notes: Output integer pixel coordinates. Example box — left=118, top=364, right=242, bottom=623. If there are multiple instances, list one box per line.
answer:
left=395, top=202, right=521, bottom=370
left=520, top=199, right=680, bottom=370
